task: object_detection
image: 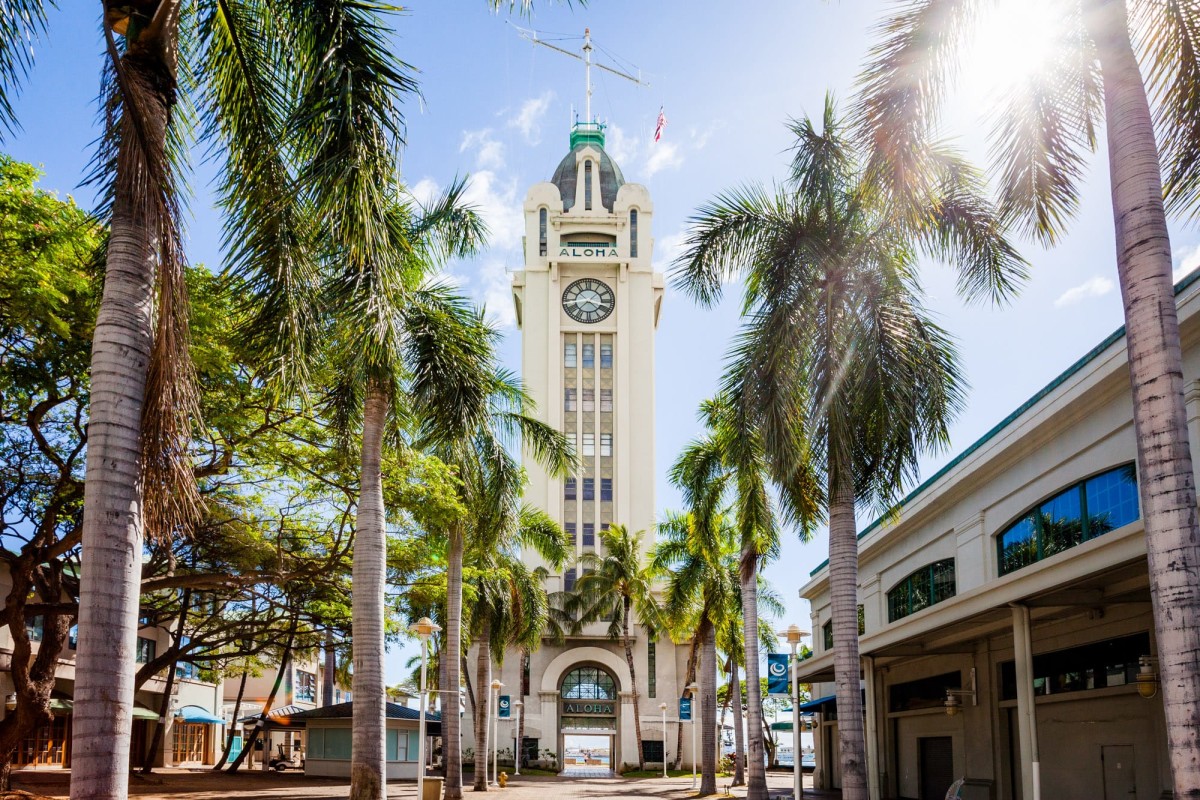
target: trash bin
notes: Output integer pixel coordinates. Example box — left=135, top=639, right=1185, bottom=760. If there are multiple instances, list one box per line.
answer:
left=422, top=777, right=444, bottom=800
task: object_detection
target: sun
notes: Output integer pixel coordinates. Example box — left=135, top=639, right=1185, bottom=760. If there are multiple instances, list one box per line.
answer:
left=960, top=0, right=1069, bottom=102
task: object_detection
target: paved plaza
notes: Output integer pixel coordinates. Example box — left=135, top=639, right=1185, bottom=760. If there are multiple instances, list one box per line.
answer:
left=10, top=769, right=830, bottom=800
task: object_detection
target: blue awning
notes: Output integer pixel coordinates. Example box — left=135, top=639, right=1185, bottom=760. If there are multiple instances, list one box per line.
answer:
left=798, top=694, right=836, bottom=711
left=176, top=705, right=225, bottom=725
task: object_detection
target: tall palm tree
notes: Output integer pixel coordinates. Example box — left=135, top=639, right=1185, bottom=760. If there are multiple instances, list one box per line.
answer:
left=416, top=366, right=574, bottom=800
left=324, top=189, right=486, bottom=800
left=672, top=98, right=1016, bottom=800
left=465, top=505, right=568, bottom=790
left=858, top=1, right=1200, bottom=785
left=653, top=509, right=742, bottom=795
left=567, top=524, right=661, bottom=771
left=669, top=399, right=799, bottom=800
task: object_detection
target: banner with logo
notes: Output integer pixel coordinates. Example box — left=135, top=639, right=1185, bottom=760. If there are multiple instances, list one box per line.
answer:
left=679, top=697, right=692, bottom=721
left=498, top=695, right=511, bottom=718
left=767, top=653, right=790, bottom=696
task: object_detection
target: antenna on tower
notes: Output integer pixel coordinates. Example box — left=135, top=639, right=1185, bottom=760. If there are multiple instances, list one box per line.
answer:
left=511, top=25, right=648, bottom=124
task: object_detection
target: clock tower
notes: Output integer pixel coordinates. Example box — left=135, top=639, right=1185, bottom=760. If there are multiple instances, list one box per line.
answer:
left=467, top=121, right=685, bottom=774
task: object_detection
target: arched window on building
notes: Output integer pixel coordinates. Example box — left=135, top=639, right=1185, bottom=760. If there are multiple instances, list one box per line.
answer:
left=629, top=209, right=638, bottom=257
left=584, top=161, right=593, bottom=210
left=887, top=559, right=956, bottom=622
left=539, top=207, right=548, bottom=256
left=997, top=463, right=1139, bottom=575
left=561, top=666, right=617, bottom=699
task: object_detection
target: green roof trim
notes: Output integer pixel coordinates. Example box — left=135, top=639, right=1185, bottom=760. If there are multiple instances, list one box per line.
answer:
left=808, top=267, right=1200, bottom=579
left=569, top=121, right=606, bottom=149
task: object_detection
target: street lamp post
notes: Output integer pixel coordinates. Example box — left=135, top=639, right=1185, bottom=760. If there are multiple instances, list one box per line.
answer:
left=688, top=682, right=699, bottom=790
left=513, top=700, right=523, bottom=776
left=786, top=624, right=810, bottom=800
left=490, top=679, right=504, bottom=786
left=409, top=617, right=442, bottom=800
left=659, top=702, right=668, bottom=778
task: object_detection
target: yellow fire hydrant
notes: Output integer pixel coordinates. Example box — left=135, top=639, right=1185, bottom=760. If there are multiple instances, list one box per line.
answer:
left=498, top=772, right=509, bottom=788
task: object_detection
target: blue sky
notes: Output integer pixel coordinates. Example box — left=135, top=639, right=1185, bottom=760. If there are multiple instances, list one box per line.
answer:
left=9, top=2, right=1200, bottom=686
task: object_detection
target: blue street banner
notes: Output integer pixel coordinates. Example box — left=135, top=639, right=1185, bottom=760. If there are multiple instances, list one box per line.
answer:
left=767, top=653, right=790, bottom=697
left=498, top=695, right=511, bottom=718
left=679, top=697, right=692, bottom=721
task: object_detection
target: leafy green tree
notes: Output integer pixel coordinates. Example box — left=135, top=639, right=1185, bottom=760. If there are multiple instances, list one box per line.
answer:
left=857, top=2, right=1200, bottom=786
left=672, top=98, right=1015, bottom=800
left=567, top=524, right=661, bottom=771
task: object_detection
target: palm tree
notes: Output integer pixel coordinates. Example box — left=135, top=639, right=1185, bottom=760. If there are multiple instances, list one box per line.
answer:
left=652, top=509, right=742, bottom=795
left=465, top=505, right=568, bottom=790
left=669, top=400, right=798, bottom=800
left=416, top=364, right=574, bottom=800
left=858, top=2, right=1200, bottom=785
left=567, top=524, right=661, bottom=771
left=317, top=180, right=486, bottom=800
left=672, top=98, right=1016, bottom=800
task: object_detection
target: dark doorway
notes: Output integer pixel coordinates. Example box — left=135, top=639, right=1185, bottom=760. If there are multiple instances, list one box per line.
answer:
left=918, top=736, right=954, bottom=800
left=1102, top=745, right=1136, bottom=800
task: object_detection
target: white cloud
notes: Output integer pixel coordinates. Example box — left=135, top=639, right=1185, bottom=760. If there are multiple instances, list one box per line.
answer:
left=1054, top=275, right=1115, bottom=308
left=645, top=141, right=683, bottom=177
left=1174, top=243, right=1200, bottom=283
left=459, top=128, right=506, bottom=171
left=477, top=258, right=517, bottom=329
left=407, top=177, right=440, bottom=208
left=604, top=123, right=636, bottom=167
left=507, top=92, right=554, bottom=145
left=461, top=169, right=522, bottom=251
left=653, top=230, right=688, bottom=274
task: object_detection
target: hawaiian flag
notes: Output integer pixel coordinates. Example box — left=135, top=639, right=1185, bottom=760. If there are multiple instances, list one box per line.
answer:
left=654, top=106, right=667, bottom=142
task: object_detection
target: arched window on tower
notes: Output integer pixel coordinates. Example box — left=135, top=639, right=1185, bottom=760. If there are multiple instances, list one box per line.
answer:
left=539, top=207, right=548, bottom=256
left=630, top=209, right=638, bottom=257
left=584, top=160, right=593, bottom=210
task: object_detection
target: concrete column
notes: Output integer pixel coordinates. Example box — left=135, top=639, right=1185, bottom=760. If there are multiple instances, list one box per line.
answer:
left=539, top=690, right=559, bottom=768
left=863, top=657, right=881, bottom=800
left=619, top=690, right=637, bottom=771
left=955, top=512, right=988, bottom=588
left=1011, top=604, right=1041, bottom=800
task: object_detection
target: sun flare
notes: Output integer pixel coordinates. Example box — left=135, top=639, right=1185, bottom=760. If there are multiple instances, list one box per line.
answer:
left=961, top=0, right=1068, bottom=101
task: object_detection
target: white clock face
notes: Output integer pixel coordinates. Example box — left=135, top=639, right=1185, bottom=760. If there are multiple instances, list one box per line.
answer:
left=562, top=278, right=615, bottom=324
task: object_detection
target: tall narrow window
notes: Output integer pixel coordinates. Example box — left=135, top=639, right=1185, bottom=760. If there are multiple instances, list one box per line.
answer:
left=582, top=344, right=595, bottom=368
left=583, top=478, right=595, bottom=500
left=582, top=388, right=595, bottom=412
left=600, top=433, right=612, bottom=457
left=600, top=389, right=613, bottom=412
left=601, top=478, right=613, bottom=501
left=564, top=568, right=577, bottom=591
left=539, top=208, right=548, bottom=256
left=600, top=344, right=613, bottom=369
left=565, top=522, right=577, bottom=545
left=565, top=388, right=577, bottom=411
left=582, top=523, right=595, bottom=546
left=630, top=209, right=639, bottom=258
left=565, top=342, right=577, bottom=368
left=565, top=478, right=577, bottom=501
left=647, top=640, right=656, bottom=697
left=584, top=161, right=593, bottom=210
left=582, top=433, right=595, bottom=456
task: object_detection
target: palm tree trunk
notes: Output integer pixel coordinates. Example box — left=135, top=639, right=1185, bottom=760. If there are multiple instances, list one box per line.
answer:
left=1085, top=0, right=1200, bottom=793
left=676, top=634, right=699, bottom=769
left=621, top=608, right=646, bottom=771
left=517, top=649, right=528, bottom=769
left=214, top=668, right=249, bottom=769
left=730, top=656, right=746, bottom=787
left=350, top=385, right=389, bottom=800
left=699, top=619, right=718, bottom=795
left=444, top=526, right=466, bottom=800
left=324, top=629, right=337, bottom=707
left=70, top=51, right=174, bottom=800
left=828, top=454, right=867, bottom=800
left=739, top=551, right=768, bottom=800
left=473, top=623, right=492, bottom=791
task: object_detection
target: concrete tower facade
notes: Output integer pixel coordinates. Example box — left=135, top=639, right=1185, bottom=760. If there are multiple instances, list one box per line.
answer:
left=463, top=122, right=691, bottom=774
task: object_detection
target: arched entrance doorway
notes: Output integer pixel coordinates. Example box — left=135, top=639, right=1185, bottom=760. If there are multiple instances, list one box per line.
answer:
left=559, top=665, right=619, bottom=775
